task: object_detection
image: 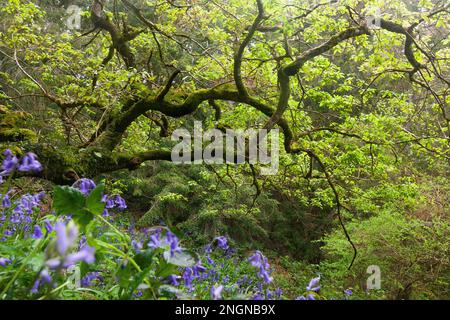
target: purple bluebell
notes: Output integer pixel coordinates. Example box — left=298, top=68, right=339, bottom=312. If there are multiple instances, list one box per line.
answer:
left=44, top=220, right=53, bottom=233
left=63, top=245, right=96, bottom=267
left=81, top=272, right=102, bottom=287
left=204, top=244, right=212, bottom=253
left=30, top=269, right=52, bottom=294
left=46, top=222, right=95, bottom=269
left=115, top=195, right=127, bottom=210
left=0, top=257, right=11, bottom=267
left=206, top=256, right=215, bottom=266
left=260, top=271, right=272, bottom=284
left=105, top=198, right=115, bottom=209
left=306, top=276, right=321, bottom=292
left=210, top=285, right=223, bottom=300
left=165, top=231, right=181, bottom=257
left=215, top=236, right=229, bottom=250
left=1, top=149, right=18, bottom=174
left=182, top=267, right=194, bottom=289
left=102, top=208, right=110, bottom=217
left=275, top=287, right=283, bottom=299
left=32, top=225, right=43, bottom=239
left=149, top=232, right=161, bottom=249
left=193, top=263, right=207, bottom=276
left=18, top=152, right=42, bottom=172
left=55, top=222, right=78, bottom=255
left=131, top=239, right=143, bottom=253
left=2, top=194, right=10, bottom=208
left=249, top=251, right=272, bottom=283
left=167, top=274, right=179, bottom=286
left=73, top=178, right=96, bottom=195
left=248, top=251, right=263, bottom=267
left=344, top=289, right=353, bottom=296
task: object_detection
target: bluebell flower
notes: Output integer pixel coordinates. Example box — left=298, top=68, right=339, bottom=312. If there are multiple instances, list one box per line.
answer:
left=192, top=263, right=207, bottom=276
left=18, top=152, right=42, bottom=172
left=210, top=285, right=223, bottom=300
left=148, top=231, right=161, bottom=249
left=115, top=195, right=127, bottom=210
left=206, top=255, right=215, bottom=266
left=307, top=293, right=316, bottom=300
left=44, top=220, right=53, bottom=233
left=258, top=265, right=273, bottom=283
left=248, top=251, right=263, bottom=267
left=204, top=244, right=212, bottom=253
left=1, top=149, right=18, bottom=174
left=131, top=239, right=143, bottom=253
left=102, top=208, right=110, bottom=217
left=81, top=272, right=102, bottom=287
left=249, top=251, right=272, bottom=283
left=215, top=236, right=229, bottom=250
left=275, top=287, right=283, bottom=299
left=46, top=222, right=95, bottom=269
left=32, top=225, right=43, bottom=239
left=167, top=274, right=179, bottom=286
left=30, top=269, right=52, bottom=294
left=165, top=231, right=181, bottom=257
left=182, top=267, right=194, bottom=289
left=250, top=294, right=263, bottom=300
left=55, top=222, right=78, bottom=256
left=344, top=289, right=353, bottom=296
left=63, top=245, right=95, bottom=267
left=73, top=178, right=96, bottom=195
left=306, top=276, right=321, bottom=292
left=2, top=194, right=11, bottom=208
left=105, top=198, right=115, bottom=209
left=0, top=257, right=11, bottom=267
left=296, top=295, right=306, bottom=300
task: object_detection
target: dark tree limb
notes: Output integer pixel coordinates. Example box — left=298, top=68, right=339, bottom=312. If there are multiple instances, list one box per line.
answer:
left=233, top=0, right=265, bottom=97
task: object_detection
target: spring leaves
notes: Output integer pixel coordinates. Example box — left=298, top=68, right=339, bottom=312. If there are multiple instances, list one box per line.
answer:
left=53, top=184, right=105, bottom=228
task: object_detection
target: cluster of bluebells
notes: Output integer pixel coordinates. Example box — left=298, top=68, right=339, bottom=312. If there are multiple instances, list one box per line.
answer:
left=0, top=191, right=46, bottom=241
left=0, top=149, right=43, bottom=179
left=248, top=250, right=273, bottom=284
left=148, top=228, right=182, bottom=257
left=0, top=149, right=45, bottom=241
left=161, top=235, right=284, bottom=300
left=71, top=178, right=127, bottom=219
left=30, top=222, right=97, bottom=294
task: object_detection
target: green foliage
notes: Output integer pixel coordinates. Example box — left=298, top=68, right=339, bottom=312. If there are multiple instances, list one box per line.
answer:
left=321, top=209, right=449, bottom=299
left=0, top=0, right=448, bottom=301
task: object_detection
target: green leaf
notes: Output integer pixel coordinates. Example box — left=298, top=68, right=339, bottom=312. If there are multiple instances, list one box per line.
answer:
left=53, top=186, right=85, bottom=216
left=86, top=183, right=106, bottom=216
left=134, top=249, right=155, bottom=269
left=73, top=209, right=94, bottom=228
left=156, top=259, right=178, bottom=278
